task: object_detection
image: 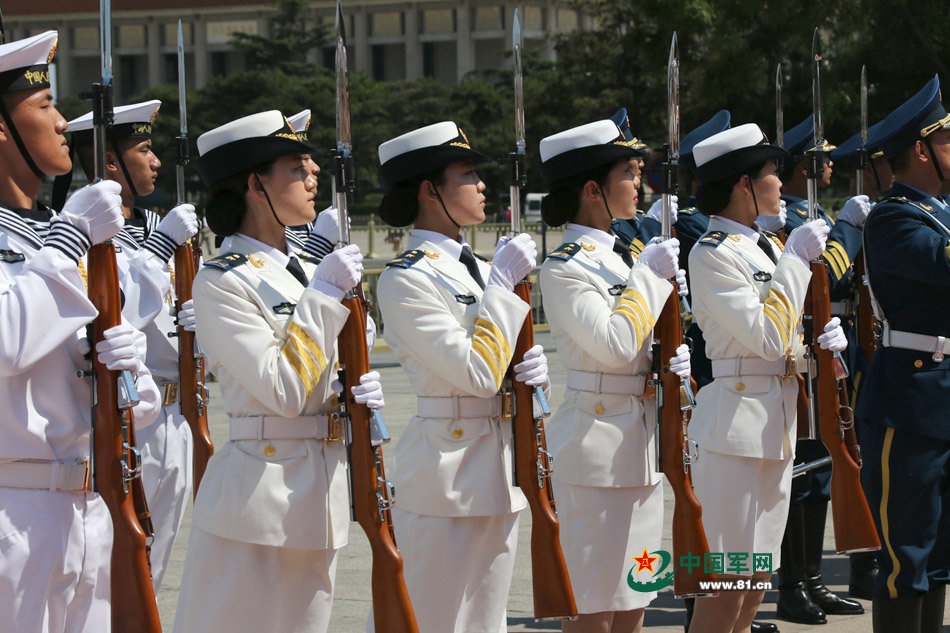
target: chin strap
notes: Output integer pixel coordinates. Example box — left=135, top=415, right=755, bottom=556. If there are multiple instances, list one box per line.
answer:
left=870, top=161, right=882, bottom=193
left=255, top=174, right=286, bottom=228
left=0, top=99, right=45, bottom=179
left=749, top=175, right=761, bottom=217
left=111, top=139, right=140, bottom=199
left=924, top=138, right=946, bottom=183
left=431, top=182, right=461, bottom=229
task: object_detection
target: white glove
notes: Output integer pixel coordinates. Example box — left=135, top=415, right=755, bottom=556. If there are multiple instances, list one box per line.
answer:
left=817, top=316, right=848, bottom=352
left=646, top=195, right=678, bottom=225
left=783, top=219, right=830, bottom=264
left=675, top=268, right=688, bottom=297
left=487, top=233, right=537, bottom=292
left=310, top=244, right=363, bottom=298
left=513, top=344, right=549, bottom=387
left=305, top=206, right=349, bottom=259
left=177, top=299, right=196, bottom=332
left=351, top=370, right=384, bottom=410
left=58, top=180, right=124, bottom=244
left=637, top=237, right=680, bottom=280
left=156, top=203, right=198, bottom=246
left=95, top=323, right=145, bottom=374
left=669, top=343, right=691, bottom=378
left=839, top=195, right=871, bottom=228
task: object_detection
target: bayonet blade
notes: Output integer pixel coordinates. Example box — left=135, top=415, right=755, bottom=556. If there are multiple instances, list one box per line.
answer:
left=668, top=32, right=679, bottom=161
left=177, top=21, right=187, bottom=137
left=0, top=10, right=6, bottom=45
left=512, top=8, right=525, bottom=156
left=335, top=0, right=351, bottom=158
left=811, top=27, right=823, bottom=149
left=860, top=65, right=868, bottom=146
left=101, top=0, right=112, bottom=86
left=775, top=63, right=784, bottom=149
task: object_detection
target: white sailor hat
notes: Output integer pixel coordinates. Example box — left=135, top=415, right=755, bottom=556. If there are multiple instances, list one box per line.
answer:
left=692, top=123, right=789, bottom=184
left=287, top=109, right=311, bottom=142
left=68, top=100, right=162, bottom=143
left=539, top=120, right=643, bottom=186
left=196, top=110, right=315, bottom=186
left=0, top=30, right=57, bottom=94
left=378, top=121, right=490, bottom=189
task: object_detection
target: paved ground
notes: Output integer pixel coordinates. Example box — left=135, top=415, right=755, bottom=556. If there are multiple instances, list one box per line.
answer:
left=155, top=331, right=948, bottom=632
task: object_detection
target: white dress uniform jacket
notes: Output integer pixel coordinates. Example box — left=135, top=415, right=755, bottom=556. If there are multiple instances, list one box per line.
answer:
left=189, top=233, right=351, bottom=549
left=377, top=230, right=529, bottom=517
left=539, top=225, right=673, bottom=487
left=0, top=207, right=160, bottom=633
left=687, top=215, right=812, bottom=460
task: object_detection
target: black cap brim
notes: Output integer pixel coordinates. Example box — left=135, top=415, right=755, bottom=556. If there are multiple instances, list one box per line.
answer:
left=541, top=144, right=642, bottom=187
left=379, top=145, right=491, bottom=189
left=694, top=144, right=789, bottom=184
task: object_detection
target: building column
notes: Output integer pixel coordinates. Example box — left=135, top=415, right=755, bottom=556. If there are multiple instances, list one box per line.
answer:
left=353, top=9, right=369, bottom=75
left=147, top=21, right=162, bottom=87
left=404, top=5, right=420, bottom=80
left=194, top=18, right=208, bottom=89
left=456, top=0, right=472, bottom=81
left=54, top=21, right=72, bottom=100
left=544, top=0, right=557, bottom=62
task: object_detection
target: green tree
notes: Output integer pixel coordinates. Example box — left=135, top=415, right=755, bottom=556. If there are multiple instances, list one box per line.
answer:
left=230, top=0, right=330, bottom=72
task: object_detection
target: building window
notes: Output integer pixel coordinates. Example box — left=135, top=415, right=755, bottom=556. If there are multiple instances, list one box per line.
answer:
left=211, top=52, right=227, bottom=77
left=119, top=25, right=146, bottom=49
left=474, top=6, right=503, bottom=31
left=163, top=22, right=193, bottom=46
left=525, top=7, right=544, bottom=31
left=372, top=45, right=386, bottom=81
left=423, top=9, right=454, bottom=34
left=118, top=55, right=139, bottom=100
left=557, top=9, right=578, bottom=32
left=73, top=26, right=98, bottom=50
left=322, top=46, right=334, bottom=70
left=370, top=12, right=402, bottom=37
left=164, top=53, right=178, bottom=84
left=423, top=42, right=435, bottom=78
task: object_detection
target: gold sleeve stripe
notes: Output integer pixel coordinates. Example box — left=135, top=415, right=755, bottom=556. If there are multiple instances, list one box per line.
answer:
left=621, top=289, right=657, bottom=329
left=769, top=235, right=785, bottom=252
left=822, top=241, right=849, bottom=279
left=769, top=289, right=796, bottom=324
left=615, top=304, right=647, bottom=343
left=472, top=337, right=503, bottom=389
left=829, top=241, right=850, bottom=268
left=630, top=239, right=645, bottom=257
left=474, top=318, right=512, bottom=364
left=945, top=241, right=950, bottom=263
left=288, top=322, right=328, bottom=374
left=474, top=324, right=506, bottom=368
left=282, top=343, right=315, bottom=397
left=618, top=296, right=651, bottom=335
left=822, top=251, right=845, bottom=280
left=763, top=305, right=791, bottom=350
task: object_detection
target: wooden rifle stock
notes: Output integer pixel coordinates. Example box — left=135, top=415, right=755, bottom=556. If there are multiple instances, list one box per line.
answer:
left=807, top=261, right=881, bottom=553
left=174, top=242, right=213, bottom=497
left=510, top=279, right=577, bottom=619
left=88, top=242, right=162, bottom=633
left=657, top=286, right=716, bottom=596
left=339, top=289, right=418, bottom=633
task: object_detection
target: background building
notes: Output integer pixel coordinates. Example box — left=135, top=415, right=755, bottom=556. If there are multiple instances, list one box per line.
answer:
left=3, top=0, right=584, bottom=101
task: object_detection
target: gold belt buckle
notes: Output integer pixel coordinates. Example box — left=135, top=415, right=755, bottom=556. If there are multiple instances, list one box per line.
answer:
left=80, top=458, right=91, bottom=492
left=500, top=390, right=513, bottom=418
left=783, top=355, right=797, bottom=379
left=325, top=413, right=343, bottom=443
left=163, top=383, right=179, bottom=405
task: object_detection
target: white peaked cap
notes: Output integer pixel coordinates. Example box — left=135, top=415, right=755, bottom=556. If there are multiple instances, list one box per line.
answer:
left=538, top=120, right=641, bottom=186
left=288, top=109, right=311, bottom=133
left=377, top=121, right=489, bottom=188
left=0, top=31, right=58, bottom=94
left=68, top=99, right=162, bottom=135
left=692, top=123, right=789, bottom=183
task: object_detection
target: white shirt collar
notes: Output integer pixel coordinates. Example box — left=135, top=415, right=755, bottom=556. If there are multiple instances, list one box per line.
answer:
left=411, top=228, right=469, bottom=260
left=232, top=232, right=295, bottom=267
left=565, top=222, right=616, bottom=250
left=712, top=215, right=760, bottom=240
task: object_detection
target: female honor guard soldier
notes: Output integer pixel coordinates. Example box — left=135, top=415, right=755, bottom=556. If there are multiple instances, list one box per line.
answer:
left=0, top=30, right=161, bottom=633
left=684, top=123, right=845, bottom=633
left=65, top=99, right=200, bottom=591
left=536, top=120, right=689, bottom=633
left=172, top=110, right=383, bottom=633
left=372, top=121, right=546, bottom=633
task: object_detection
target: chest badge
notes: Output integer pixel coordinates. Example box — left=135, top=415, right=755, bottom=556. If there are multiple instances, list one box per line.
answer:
left=753, top=271, right=772, bottom=282
left=248, top=254, right=265, bottom=268
left=455, top=294, right=476, bottom=305
left=273, top=302, right=296, bottom=315
left=608, top=284, right=627, bottom=296
left=0, top=249, right=25, bottom=263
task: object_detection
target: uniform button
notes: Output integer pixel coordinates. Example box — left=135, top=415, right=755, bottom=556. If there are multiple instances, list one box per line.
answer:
left=263, top=445, right=276, bottom=457
left=736, top=383, right=745, bottom=391
left=914, top=359, right=924, bottom=368
left=452, top=428, right=463, bottom=439
left=595, top=405, right=605, bottom=415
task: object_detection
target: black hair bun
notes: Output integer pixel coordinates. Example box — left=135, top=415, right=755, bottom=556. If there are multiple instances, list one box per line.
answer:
left=205, top=190, right=247, bottom=237
left=378, top=185, right=420, bottom=228
left=540, top=188, right=577, bottom=227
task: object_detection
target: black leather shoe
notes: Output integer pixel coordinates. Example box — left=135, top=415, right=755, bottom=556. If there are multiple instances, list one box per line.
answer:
left=872, top=596, right=921, bottom=633
left=750, top=621, right=779, bottom=632
left=806, top=575, right=865, bottom=615
left=849, top=551, right=878, bottom=600
left=921, top=585, right=946, bottom=633
left=777, top=582, right=827, bottom=624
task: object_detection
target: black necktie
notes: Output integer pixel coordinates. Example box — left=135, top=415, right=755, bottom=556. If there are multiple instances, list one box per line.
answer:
left=756, top=233, right=778, bottom=264
left=613, top=237, right=634, bottom=268
left=459, top=245, right=486, bottom=289
left=286, top=257, right=309, bottom=286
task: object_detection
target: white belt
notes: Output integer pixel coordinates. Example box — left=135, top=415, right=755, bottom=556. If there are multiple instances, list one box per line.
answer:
left=416, top=394, right=508, bottom=419
left=229, top=415, right=341, bottom=442
left=0, top=459, right=90, bottom=492
left=881, top=328, right=950, bottom=359
left=828, top=301, right=849, bottom=316
left=712, top=357, right=795, bottom=378
left=566, top=369, right=647, bottom=395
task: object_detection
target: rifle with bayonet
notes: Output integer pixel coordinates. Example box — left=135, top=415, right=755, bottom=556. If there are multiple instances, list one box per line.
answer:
left=86, top=1, right=162, bottom=630
left=801, top=29, right=880, bottom=553
left=505, top=10, right=577, bottom=620
left=853, top=65, right=878, bottom=367
left=331, top=4, right=418, bottom=631
left=654, top=32, right=713, bottom=598
left=169, top=20, right=213, bottom=499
